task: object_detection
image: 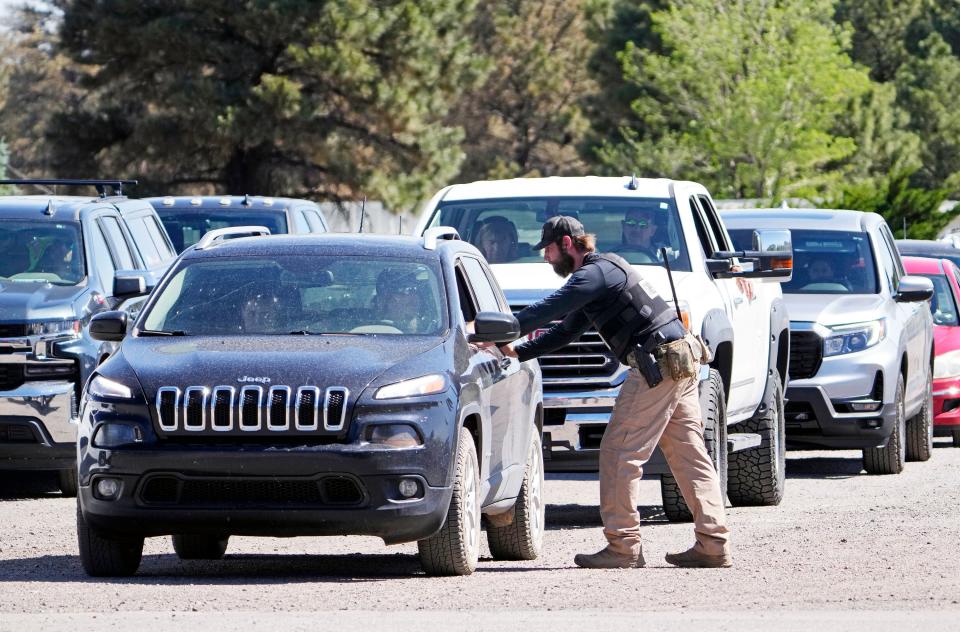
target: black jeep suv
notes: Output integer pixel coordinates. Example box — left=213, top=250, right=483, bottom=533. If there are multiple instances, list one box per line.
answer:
left=0, top=179, right=176, bottom=495
left=77, top=227, right=544, bottom=576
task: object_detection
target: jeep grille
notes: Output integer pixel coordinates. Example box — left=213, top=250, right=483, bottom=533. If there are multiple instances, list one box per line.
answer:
left=155, top=385, right=350, bottom=436
left=789, top=330, right=822, bottom=380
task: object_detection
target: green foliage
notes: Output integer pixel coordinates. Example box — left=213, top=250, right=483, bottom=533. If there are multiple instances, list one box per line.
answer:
left=8, top=0, right=484, bottom=211
left=834, top=0, right=924, bottom=82
left=598, top=0, right=872, bottom=201
left=823, top=171, right=954, bottom=240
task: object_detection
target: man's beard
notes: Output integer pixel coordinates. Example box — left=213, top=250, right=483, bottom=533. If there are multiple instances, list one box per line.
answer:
left=551, top=251, right=576, bottom=277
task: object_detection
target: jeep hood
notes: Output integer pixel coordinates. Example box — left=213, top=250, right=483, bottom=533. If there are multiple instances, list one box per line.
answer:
left=784, top=293, right=887, bottom=327
left=0, top=279, right=87, bottom=321
left=121, top=335, right=444, bottom=398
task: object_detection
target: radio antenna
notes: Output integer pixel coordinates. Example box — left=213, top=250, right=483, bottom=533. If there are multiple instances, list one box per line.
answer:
left=357, top=197, right=366, bottom=233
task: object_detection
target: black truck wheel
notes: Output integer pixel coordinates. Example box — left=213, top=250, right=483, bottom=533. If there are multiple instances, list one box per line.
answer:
left=863, top=375, right=906, bottom=475
left=905, top=373, right=933, bottom=462
left=172, top=534, right=229, bottom=560
left=727, top=372, right=786, bottom=506
left=76, top=501, right=143, bottom=577
left=661, top=368, right=728, bottom=523
left=487, top=432, right=545, bottom=561
left=418, top=427, right=480, bottom=575
left=58, top=468, right=78, bottom=497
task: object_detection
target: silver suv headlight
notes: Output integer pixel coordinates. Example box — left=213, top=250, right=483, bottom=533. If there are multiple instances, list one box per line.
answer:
left=934, top=349, right=960, bottom=379
left=823, top=319, right=886, bottom=357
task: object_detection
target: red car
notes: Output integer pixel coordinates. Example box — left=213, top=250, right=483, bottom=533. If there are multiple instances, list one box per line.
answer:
left=903, top=255, right=960, bottom=446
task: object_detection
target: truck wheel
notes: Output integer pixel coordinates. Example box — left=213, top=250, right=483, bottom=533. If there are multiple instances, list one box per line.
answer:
left=58, top=468, right=78, bottom=497
left=76, top=501, right=143, bottom=577
left=172, top=534, right=229, bottom=560
left=661, top=368, right=728, bottom=523
left=727, top=372, right=786, bottom=506
left=418, top=427, right=480, bottom=575
left=863, top=375, right=906, bottom=475
left=487, top=432, right=545, bottom=561
left=905, top=373, right=933, bottom=462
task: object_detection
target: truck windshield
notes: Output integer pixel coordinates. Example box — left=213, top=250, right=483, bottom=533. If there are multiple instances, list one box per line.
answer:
left=729, top=228, right=877, bottom=294
left=142, top=255, right=446, bottom=336
left=156, top=209, right=289, bottom=252
left=429, top=196, right=692, bottom=271
left=0, top=220, right=84, bottom=285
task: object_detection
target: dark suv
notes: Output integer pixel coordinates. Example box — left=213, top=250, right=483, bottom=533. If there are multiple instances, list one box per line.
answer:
left=0, top=179, right=176, bottom=495
left=77, top=227, right=544, bottom=576
left=148, top=195, right=328, bottom=252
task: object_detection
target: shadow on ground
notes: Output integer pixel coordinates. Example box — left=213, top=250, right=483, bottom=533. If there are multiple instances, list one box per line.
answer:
left=0, top=471, right=63, bottom=501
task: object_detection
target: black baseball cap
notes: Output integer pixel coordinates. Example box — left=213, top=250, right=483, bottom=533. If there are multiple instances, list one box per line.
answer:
left=533, top=215, right=585, bottom=250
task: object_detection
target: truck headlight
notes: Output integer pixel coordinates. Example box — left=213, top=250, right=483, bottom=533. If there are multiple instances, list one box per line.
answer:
left=934, top=350, right=960, bottom=379
left=87, top=375, right=134, bottom=400
left=374, top=374, right=447, bottom=399
left=823, top=319, right=885, bottom=357
left=26, top=320, right=81, bottom=337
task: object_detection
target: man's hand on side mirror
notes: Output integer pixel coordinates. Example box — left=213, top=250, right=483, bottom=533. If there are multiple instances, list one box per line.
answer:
left=499, top=344, right=518, bottom=358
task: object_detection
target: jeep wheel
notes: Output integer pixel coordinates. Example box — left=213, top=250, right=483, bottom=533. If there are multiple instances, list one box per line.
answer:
left=172, top=534, right=229, bottom=560
left=905, top=372, right=933, bottom=462
left=661, top=368, right=728, bottom=523
left=487, top=432, right=545, bottom=561
left=58, top=468, right=78, bottom=497
left=418, top=427, right=480, bottom=576
left=76, top=501, right=143, bottom=577
left=863, top=375, right=906, bottom=475
left=727, top=372, right=786, bottom=506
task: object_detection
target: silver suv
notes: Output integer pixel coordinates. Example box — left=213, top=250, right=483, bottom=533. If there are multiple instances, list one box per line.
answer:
left=723, top=209, right=934, bottom=474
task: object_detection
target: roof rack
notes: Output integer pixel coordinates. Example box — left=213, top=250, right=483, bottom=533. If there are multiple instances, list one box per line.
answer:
left=194, top=225, right=271, bottom=250
left=0, top=178, right=138, bottom=198
left=423, top=226, right=460, bottom=250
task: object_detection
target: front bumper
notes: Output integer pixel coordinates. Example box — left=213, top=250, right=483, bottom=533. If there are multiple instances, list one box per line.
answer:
left=933, top=375, right=960, bottom=428
left=785, top=383, right=895, bottom=449
left=0, top=380, right=78, bottom=470
left=79, top=445, right=453, bottom=544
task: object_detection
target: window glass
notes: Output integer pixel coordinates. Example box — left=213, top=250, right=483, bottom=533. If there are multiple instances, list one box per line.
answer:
left=920, top=273, right=959, bottom=326
left=143, top=256, right=446, bottom=336
left=688, top=197, right=717, bottom=258
left=156, top=208, right=289, bottom=252
left=698, top=195, right=731, bottom=251
left=0, top=220, right=85, bottom=284
left=730, top=229, right=877, bottom=294
left=100, top=216, right=135, bottom=269
left=431, top=196, right=692, bottom=271
left=127, top=217, right=163, bottom=267
left=147, top=216, right=177, bottom=260
left=293, top=210, right=310, bottom=233
left=89, top=224, right=116, bottom=289
left=304, top=210, right=326, bottom=233
left=461, top=257, right=502, bottom=312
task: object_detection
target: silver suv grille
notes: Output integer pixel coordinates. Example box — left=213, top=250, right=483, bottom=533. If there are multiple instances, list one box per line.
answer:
left=155, top=385, right=349, bottom=435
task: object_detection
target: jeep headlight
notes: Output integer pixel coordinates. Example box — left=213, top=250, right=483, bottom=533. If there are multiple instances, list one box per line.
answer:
left=823, top=319, right=886, bottom=357
left=374, top=374, right=448, bottom=400
left=86, top=375, right=134, bottom=400
left=26, top=320, right=81, bottom=337
left=934, top=350, right=960, bottom=379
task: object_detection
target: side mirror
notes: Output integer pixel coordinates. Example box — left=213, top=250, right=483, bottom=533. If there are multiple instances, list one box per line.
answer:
left=113, top=271, right=149, bottom=299
left=713, top=229, right=793, bottom=282
left=468, top=311, right=521, bottom=344
left=89, top=311, right=128, bottom=342
left=895, top=275, right=934, bottom=303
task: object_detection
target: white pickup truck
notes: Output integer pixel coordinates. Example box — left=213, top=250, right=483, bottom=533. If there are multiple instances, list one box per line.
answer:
left=416, top=176, right=793, bottom=519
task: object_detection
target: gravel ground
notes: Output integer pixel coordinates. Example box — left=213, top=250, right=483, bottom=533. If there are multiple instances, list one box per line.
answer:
left=1, top=441, right=960, bottom=630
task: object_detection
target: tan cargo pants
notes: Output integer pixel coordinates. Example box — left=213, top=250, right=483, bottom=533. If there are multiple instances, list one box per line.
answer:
left=599, top=366, right=730, bottom=557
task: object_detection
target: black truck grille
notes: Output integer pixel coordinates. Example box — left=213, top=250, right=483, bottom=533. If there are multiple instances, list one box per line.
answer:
left=139, top=475, right=364, bottom=507
left=789, top=330, right=823, bottom=379
left=510, top=307, right=619, bottom=381
left=155, top=384, right=349, bottom=436
left=0, top=324, right=27, bottom=337
left=0, top=365, right=24, bottom=391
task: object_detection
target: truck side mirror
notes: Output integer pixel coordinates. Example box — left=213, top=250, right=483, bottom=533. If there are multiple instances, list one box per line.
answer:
left=89, top=311, right=128, bottom=342
left=113, top=271, right=149, bottom=299
left=712, top=229, right=793, bottom=282
left=468, top=311, right=521, bottom=344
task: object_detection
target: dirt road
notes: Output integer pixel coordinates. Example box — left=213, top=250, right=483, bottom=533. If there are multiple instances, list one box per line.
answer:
left=2, top=441, right=959, bottom=630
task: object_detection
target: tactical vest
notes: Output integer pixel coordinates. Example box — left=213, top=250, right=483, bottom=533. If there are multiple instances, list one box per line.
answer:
left=591, top=253, right=678, bottom=363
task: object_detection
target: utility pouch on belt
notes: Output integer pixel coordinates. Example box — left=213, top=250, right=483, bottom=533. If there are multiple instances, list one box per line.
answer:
left=627, top=339, right=663, bottom=388
left=654, top=336, right=699, bottom=381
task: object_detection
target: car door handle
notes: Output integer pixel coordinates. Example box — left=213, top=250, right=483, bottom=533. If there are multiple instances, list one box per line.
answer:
left=499, top=357, right=512, bottom=370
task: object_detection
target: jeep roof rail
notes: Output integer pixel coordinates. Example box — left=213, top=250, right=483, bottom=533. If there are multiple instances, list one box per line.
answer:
left=194, top=225, right=271, bottom=250
left=0, top=178, right=138, bottom=198
left=423, top=226, right=460, bottom=250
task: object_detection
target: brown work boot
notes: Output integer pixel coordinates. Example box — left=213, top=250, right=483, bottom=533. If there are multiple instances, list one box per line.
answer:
left=574, top=546, right=645, bottom=569
left=664, top=547, right=732, bottom=568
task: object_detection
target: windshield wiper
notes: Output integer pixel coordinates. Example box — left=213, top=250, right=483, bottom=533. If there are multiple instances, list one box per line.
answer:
left=139, top=329, right=189, bottom=336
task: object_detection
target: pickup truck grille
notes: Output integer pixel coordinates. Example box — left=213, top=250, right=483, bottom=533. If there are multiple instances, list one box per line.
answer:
left=537, top=330, right=619, bottom=379
left=154, top=384, right=349, bottom=437
left=789, top=330, right=822, bottom=380
left=0, top=324, right=27, bottom=337
left=0, top=365, right=24, bottom=391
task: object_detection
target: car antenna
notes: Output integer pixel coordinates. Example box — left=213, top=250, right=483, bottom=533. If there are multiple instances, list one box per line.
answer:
left=241, top=193, right=252, bottom=207
left=627, top=173, right=639, bottom=190
left=357, top=196, right=366, bottom=233
left=398, top=214, right=403, bottom=235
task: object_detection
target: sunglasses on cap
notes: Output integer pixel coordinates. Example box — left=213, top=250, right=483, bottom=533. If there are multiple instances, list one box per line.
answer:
left=622, top=218, right=651, bottom=228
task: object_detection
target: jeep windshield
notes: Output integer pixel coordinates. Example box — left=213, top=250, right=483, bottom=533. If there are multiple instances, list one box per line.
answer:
left=156, top=209, right=289, bottom=252
left=0, top=220, right=84, bottom=285
left=427, top=196, right=692, bottom=271
left=141, top=255, right=446, bottom=336
left=729, top=229, right=877, bottom=294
